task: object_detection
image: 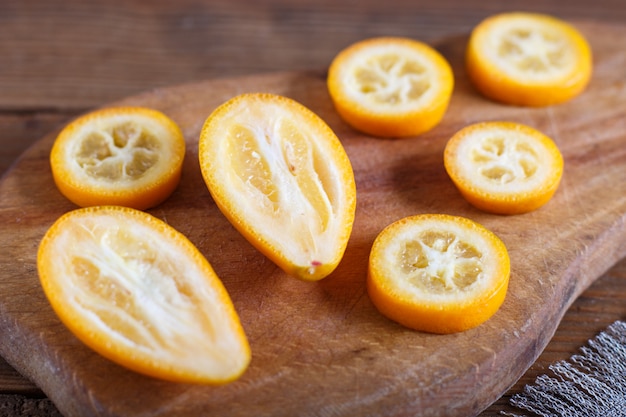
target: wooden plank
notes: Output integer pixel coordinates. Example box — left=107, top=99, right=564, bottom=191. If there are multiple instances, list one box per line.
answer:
left=0, top=364, right=39, bottom=396
left=484, top=258, right=626, bottom=415
left=0, top=21, right=624, bottom=416
left=0, top=113, right=79, bottom=177
left=2, top=257, right=624, bottom=414
left=1, top=0, right=625, bottom=110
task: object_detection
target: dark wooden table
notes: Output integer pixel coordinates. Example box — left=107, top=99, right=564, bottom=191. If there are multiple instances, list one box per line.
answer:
left=1, top=1, right=624, bottom=416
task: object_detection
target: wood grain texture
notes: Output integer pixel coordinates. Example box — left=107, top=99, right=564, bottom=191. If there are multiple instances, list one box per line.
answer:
left=486, top=261, right=626, bottom=415
left=0, top=21, right=624, bottom=417
left=2, top=0, right=626, bottom=110
left=0, top=113, right=77, bottom=176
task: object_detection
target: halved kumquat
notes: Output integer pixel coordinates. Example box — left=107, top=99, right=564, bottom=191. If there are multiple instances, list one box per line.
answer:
left=199, top=93, right=356, bottom=281
left=466, top=12, right=592, bottom=106
left=367, top=214, right=510, bottom=334
left=327, top=37, right=454, bottom=138
left=444, top=121, right=564, bottom=214
left=50, top=107, right=185, bottom=210
left=37, top=206, right=250, bottom=384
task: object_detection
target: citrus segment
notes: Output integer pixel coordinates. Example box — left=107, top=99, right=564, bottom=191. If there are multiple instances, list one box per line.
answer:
left=37, top=206, right=250, bottom=384
left=199, top=93, right=356, bottom=281
left=444, top=121, right=564, bottom=214
left=327, top=37, right=454, bottom=138
left=466, top=12, right=592, bottom=106
left=50, top=107, right=186, bottom=210
left=367, top=214, right=510, bottom=334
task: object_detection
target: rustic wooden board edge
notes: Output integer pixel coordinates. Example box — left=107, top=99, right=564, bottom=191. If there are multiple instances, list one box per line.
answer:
left=0, top=21, right=624, bottom=417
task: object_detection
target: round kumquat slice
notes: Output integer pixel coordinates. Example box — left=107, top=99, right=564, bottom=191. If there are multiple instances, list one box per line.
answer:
left=199, top=93, right=356, bottom=281
left=327, top=37, right=454, bottom=138
left=466, top=12, right=592, bottom=106
left=367, top=214, right=510, bottom=334
left=444, top=121, right=564, bottom=214
left=50, top=107, right=186, bottom=210
left=37, top=206, right=250, bottom=384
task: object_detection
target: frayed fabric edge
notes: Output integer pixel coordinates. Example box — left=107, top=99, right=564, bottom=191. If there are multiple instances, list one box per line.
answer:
left=505, top=320, right=626, bottom=417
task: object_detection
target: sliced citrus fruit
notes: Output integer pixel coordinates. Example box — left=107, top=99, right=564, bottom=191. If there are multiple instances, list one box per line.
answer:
left=444, top=121, right=564, bottom=214
left=466, top=12, right=592, bottom=106
left=199, top=93, right=356, bottom=281
left=367, top=214, right=510, bottom=334
left=50, top=106, right=186, bottom=210
left=327, top=36, right=454, bottom=138
left=37, top=206, right=250, bottom=384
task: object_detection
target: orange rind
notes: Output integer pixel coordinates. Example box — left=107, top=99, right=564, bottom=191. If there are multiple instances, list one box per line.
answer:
left=367, top=214, right=510, bottom=334
left=466, top=12, right=592, bottom=106
left=50, top=107, right=185, bottom=210
left=199, top=93, right=356, bottom=281
left=444, top=121, right=564, bottom=214
left=37, top=206, right=250, bottom=384
left=327, top=37, right=454, bottom=138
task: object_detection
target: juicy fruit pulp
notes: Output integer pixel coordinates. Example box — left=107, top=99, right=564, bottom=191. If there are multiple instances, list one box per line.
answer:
left=327, top=37, right=454, bottom=138
left=444, top=121, right=564, bottom=214
left=398, top=229, right=483, bottom=294
left=37, top=206, right=250, bottom=384
left=50, top=107, right=185, bottom=210
left=199, top=93, right=356, bottom=281
left=367, top=214, right=510, bottom=334
left=466, top=12, right=592, bottom=106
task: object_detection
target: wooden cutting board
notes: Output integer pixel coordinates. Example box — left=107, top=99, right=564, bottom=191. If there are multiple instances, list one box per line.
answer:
left=0, top=21, right=624, bottom=417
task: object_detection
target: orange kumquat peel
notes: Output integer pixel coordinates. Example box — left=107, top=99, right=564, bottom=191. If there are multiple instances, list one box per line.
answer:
left=367, top=214, right=510, bottom=334
left=37, top=206, right=250, bottom=384
left=199, top=93, right=356, bottom=281
left=327, top=37, right=454, bottom=138
left=444, top=121, right=564, bottom=214
left=466, top=12, right=592, bottom=107
left=50, top=107, right=186, bottom=210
